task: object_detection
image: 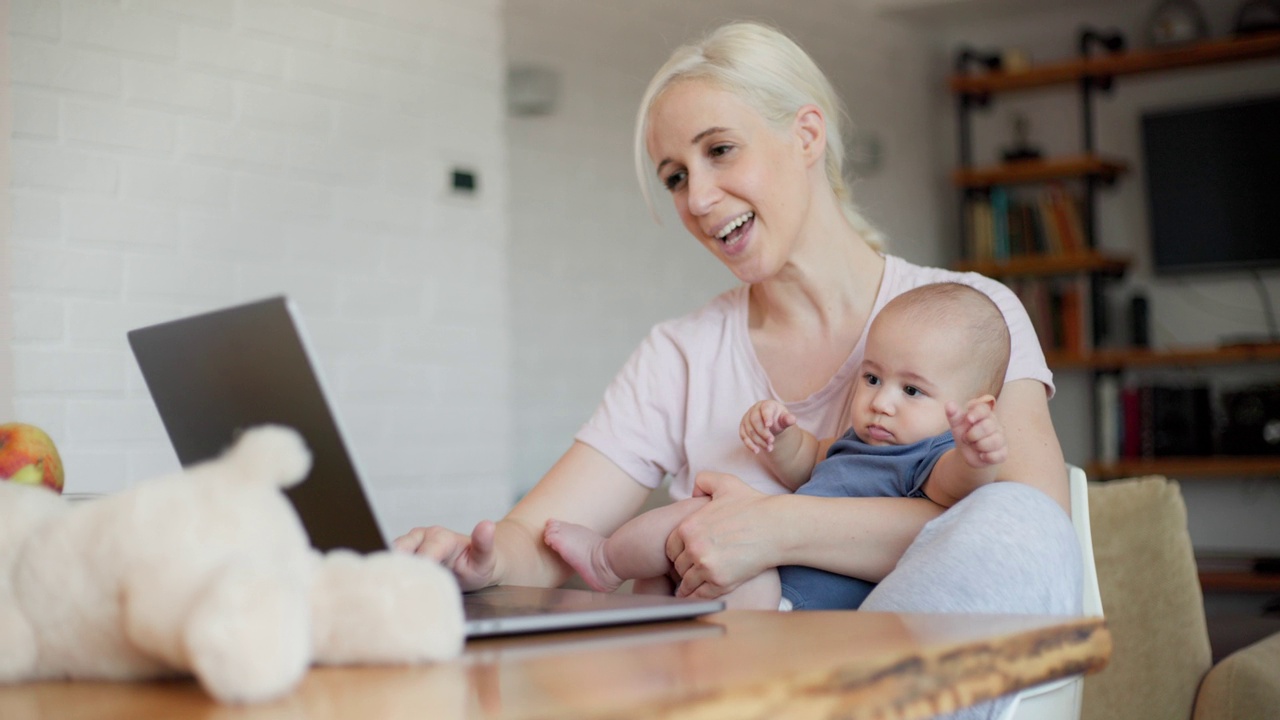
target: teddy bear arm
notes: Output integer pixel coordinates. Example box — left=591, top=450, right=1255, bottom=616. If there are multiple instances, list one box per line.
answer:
left=182, top=562, right=313, bottom=704
left=0, top=598, right=38, bottom=682
left=310, top=551, right=464, bottom=666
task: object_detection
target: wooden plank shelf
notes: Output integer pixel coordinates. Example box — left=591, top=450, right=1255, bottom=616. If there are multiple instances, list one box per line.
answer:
left=953, top=251, right=1128, bottom=278
left=1046, top=342, right=1280, bottom=371
left=950, top=31, right=1280, bottom=95
left=1087, top=457, right=1280, bottom=481
left=1199, top=571, right=1280, bottom=593
left=952, top=154, right=1127, bottom=188
left=1196, top=555, right=1280, bottom=593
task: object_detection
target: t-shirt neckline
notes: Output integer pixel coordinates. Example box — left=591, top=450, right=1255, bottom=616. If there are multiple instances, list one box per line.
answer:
left=731, top=254, right=895, bottom=412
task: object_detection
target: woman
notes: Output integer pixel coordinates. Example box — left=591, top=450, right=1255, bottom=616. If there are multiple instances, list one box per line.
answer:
left=396, top=22, right=1080, bottom=618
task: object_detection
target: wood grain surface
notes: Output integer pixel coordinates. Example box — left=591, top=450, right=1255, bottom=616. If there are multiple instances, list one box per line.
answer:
left=0, top=610, right=1110, bottom=720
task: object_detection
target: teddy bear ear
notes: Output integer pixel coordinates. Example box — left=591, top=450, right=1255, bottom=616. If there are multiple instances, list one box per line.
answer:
left=225, top=425, right=313, bottom=489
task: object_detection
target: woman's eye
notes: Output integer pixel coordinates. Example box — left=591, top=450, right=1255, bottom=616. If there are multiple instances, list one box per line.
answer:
left=709, top=144, right=733, bottom=157
left=663, top=170, right=686, bottom=191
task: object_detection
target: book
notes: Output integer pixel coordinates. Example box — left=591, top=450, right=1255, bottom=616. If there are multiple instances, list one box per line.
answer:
left=1096, top=374, right=1120, bottom=464
left=1035, top=191, right=1064, bottom=254
left=1120, top=385, right=1142, bottom=459
left=990, top=187, right=1011, bottom=259
left=1045, top=183, right=1085, bottom=253
left=1058, top=284, right=1083, bottom=355
left=1150, top=385, right=1214, bottom=457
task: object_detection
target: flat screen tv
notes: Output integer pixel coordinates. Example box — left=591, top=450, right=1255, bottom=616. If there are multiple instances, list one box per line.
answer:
left=1141, top=94, right=1280, bottom=275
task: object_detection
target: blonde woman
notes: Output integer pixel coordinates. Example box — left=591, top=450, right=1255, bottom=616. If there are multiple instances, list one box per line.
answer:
left=398, top=23, right=1079, bottom=628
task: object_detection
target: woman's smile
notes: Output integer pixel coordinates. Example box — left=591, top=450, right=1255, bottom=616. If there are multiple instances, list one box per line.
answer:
left=714, top=211, right=755, bottom=256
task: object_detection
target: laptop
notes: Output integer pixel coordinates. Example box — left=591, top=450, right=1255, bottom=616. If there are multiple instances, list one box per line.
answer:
left=126, top=296, right=724, bottom=638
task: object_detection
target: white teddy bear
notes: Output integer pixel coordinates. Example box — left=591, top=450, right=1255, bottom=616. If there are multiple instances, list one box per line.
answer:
left=0, top=425, right=464, bottom=704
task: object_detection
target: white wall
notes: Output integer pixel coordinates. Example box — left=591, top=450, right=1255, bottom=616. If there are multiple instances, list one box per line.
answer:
left=5, top=0, right=511, bottom=539
left=927, top=1, right=1280, bottom=552
left=504, top=0, right=940, bottom=495
left=1, top=2, right=12, bottom=421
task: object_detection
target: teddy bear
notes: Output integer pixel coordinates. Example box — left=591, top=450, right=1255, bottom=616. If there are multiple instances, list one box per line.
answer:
left=0, top=425, right=464, bottom=704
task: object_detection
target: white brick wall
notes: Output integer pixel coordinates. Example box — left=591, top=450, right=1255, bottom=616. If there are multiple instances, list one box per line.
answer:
left=5, top=0, right=511, bottom=539
left=504, top=1, right=941, bottom=494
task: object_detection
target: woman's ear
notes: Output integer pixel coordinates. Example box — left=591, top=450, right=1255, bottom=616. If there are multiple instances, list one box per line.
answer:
left=793, top=105, right=827, bottom=166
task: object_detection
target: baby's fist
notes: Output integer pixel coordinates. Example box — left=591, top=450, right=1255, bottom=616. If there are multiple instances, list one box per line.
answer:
left=946, top=397, right=1007, bottom=468
left=740, top=400, right=795, bottom=454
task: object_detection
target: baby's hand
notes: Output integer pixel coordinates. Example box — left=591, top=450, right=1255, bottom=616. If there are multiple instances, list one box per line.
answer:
left=739, top=400, right=796, bottom=454
left=946, top=396, right=1007, bottom=468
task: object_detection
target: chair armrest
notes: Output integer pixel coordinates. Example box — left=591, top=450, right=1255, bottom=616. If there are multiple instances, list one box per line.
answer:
left=1193, top=630, right=1280, bottom=720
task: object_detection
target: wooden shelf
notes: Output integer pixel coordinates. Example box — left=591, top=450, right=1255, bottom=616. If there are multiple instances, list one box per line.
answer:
left=1087, top=456, right=1280, bottom=480
left=953, top=251, right=1128, bottom=278
left=1199, top=571, right=1280, bottom=593
left=950, top=31, right=1280, bottom=96
left=1047, top=342, right=1280, bottom=371
left=952, top=154, right=1128, bottom=188
left=1196, top=554, right=1280, bottom=594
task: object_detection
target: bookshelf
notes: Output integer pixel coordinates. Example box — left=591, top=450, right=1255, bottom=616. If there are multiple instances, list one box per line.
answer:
left=1075, top=344, right=1280, bottom=480
left=1048, top=343, right=1280, bottom=372
left=1199, top=571, right=1280, bottom=593
left=953, top=251, right=1128, bottom=278
left=950, top=33, right=1280, bottom=593
left=949, top=32, right=1280, bottom=95
left=950, top=28, right=1280, bottom=402
left=952, top=154, right=1127, bottom=188
left=1087, top=456, right=1280, bottom=482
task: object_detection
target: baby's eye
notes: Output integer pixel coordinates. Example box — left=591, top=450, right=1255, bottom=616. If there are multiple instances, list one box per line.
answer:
left=863, top=373, right=880, bottom=386
left=904, top=386, right=922, bottom=397
left=663, top=170, right=687, bottom=192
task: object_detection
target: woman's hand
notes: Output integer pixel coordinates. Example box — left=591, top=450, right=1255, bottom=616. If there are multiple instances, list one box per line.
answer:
left=665, top=472, right=778, bottom=599
left=394, top=520, right=498, bottom=592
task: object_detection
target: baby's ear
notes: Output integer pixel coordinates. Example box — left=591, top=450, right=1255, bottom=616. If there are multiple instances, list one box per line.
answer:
left=974, top=394, right=998, bottom=411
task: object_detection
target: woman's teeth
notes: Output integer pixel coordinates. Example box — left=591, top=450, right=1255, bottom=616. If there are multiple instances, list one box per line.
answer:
left=715, top=212, right=754, bottom=241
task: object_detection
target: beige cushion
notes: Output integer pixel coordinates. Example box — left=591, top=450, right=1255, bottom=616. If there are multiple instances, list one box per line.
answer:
left=1082, top=476, right=1213, bottom=720
left=1193, top=631, right=1280, bottom=720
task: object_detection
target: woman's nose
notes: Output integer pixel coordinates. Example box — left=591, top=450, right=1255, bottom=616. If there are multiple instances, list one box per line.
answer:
left=686, top=170, right=720, bottom=216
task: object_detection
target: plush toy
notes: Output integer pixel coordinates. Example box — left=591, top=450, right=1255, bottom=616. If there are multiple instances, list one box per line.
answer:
left=0, top=425, right=464, bottom=704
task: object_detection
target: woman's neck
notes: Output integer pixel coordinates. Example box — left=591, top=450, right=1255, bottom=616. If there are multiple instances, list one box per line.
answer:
left=748, top=208, right=886, bottom=333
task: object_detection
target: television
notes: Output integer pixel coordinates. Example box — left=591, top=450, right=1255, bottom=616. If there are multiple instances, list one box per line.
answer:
left=1141, top=94, right=1280, bottom=275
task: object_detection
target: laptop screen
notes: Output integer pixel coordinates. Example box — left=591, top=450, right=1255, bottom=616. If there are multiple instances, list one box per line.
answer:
left=128, top=296, right=387, bottom=553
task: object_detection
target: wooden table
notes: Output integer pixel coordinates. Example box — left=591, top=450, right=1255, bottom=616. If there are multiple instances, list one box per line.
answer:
left=0, top=610, right=1110, bottom=720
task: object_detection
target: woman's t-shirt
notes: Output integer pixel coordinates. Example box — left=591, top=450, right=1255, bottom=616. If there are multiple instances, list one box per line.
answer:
left=574, top=254, right=1053, bottom=500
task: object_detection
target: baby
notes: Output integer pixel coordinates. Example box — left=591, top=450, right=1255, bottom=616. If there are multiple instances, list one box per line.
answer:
left=544, top=282, right=1012, bottom=609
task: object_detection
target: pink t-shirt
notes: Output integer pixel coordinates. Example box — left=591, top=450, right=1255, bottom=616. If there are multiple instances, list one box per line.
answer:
left=575, top=255, right=1053, bottom=500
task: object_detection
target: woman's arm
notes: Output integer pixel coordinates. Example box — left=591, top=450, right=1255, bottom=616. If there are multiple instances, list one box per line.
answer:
left=666, top=472, right=946, bottom=598
left=992, top=379, right=1069, bottom=512
left=667, top=379, right=1067, bottom=599
left=395, top=441, right=651, bottom=589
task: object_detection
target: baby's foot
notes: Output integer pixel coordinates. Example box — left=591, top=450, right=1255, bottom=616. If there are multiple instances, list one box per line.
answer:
left=543, top=520, right=623, bottom=593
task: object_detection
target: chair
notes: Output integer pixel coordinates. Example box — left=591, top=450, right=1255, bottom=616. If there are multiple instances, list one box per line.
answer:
left=1080, top=476, right=1280, bottom=720
left=999, top=464, right=1103, bottom=720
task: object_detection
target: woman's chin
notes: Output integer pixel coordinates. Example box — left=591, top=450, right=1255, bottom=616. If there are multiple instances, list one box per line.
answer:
left=708, top=241, right=767, bottom=281
left=726, top=261, right=775, bottom=285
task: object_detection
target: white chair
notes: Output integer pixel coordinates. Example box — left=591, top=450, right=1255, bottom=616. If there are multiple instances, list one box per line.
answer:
left=999, top=465, right=1104, bottom=720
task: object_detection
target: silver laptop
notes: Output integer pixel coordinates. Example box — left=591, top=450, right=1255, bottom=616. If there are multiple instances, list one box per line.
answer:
left=126, top=296, right=723, bottom=638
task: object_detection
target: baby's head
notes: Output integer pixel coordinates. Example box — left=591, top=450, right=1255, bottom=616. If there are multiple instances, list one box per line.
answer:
left=851, top=283, right=1010, bottom=446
